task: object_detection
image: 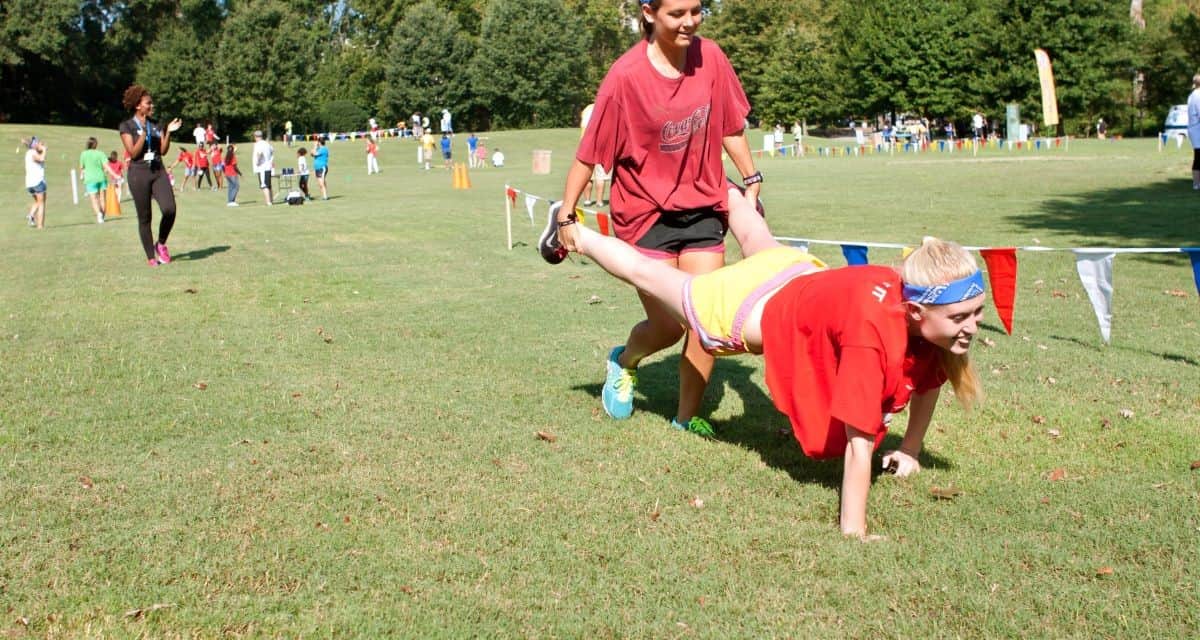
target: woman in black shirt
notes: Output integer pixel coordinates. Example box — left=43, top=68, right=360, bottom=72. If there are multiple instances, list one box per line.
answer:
left=118, top=84, right=182, bottom=266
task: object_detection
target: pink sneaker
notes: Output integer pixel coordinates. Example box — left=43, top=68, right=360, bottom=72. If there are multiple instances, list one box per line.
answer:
left=155, top=243, right=171, bottom=264
left=147, top=258, right=159, bottom=267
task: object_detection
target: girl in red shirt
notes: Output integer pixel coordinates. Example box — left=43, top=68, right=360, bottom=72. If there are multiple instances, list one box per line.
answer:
left=547, top=189, right=985, bottom=540
left=548, top=0, right=762, bottom=437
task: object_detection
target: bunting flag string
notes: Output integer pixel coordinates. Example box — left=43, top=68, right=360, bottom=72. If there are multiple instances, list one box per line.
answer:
left=505, top=185, right=1196, bottom=343
left=750, top=136, right=1071, bottom=161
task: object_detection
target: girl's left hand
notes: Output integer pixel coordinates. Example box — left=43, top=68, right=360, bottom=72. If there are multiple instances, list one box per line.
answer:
left=881, top=450, right=920, bottom=477
left=166, top=118, right=183, bottom=133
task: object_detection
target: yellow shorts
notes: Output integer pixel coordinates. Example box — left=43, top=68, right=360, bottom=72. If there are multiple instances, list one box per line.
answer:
left=682, top=247, right=826, bottom=356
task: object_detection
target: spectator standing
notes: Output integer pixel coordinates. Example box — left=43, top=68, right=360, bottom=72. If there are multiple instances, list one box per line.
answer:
left=252, top=129, right=274, bottom=206
left=194, top=142, right=213, bottom=190
left=972, top=112, right=984, bottom=140
left=192, top=122, right=205, bottom=147
left=24, top=137, right=47, bottom=229
left=297, top=147, right=313, bottom=200
left=467, top=133, right=480, bottom=168
left=440, top=108, right=452, bottom=135
left=118, top=84, right=183, bottom=266
left=440, top=133, right=452, bottom=169
left=284, top=120, right=293, bottom=147
left=366, top=138, right=381, bottom=174
left=491, top=147, right=504, bottom=168
left=223, top=144, right=241, bottom=206
left=1096, top=117, right=1107, bottom=139
left=1187, top=74, right=1200, bottom=190
left=79, top=137, right=114, bottom=224
left=421, top=130, right=435, bottom=170
left=210, top=142, right=224, bottom=191
left=792, top=120, right=804, bottom=156
left=312, top=137, right=330, bottom=200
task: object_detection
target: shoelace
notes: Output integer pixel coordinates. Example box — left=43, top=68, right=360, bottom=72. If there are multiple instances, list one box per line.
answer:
left=614, top=369, right=637, bottom=398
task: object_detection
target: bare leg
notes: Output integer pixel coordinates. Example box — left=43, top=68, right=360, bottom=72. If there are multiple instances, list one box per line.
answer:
left=726, top=188, right=784, bottom=258
left=672, top=249, right=724, bottom=422
left=576, top=225, right=688, bottom=322
left=34, top=193, right=45, bottom=229
left=1193, top=169, right=1199, bottom=189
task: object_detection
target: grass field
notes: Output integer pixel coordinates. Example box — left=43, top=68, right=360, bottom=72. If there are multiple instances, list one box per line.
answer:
left=1, top=123, right=1197, bottom=638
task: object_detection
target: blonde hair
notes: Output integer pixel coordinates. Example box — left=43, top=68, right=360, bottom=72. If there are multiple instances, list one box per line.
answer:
left=901, top=237, right=985, bottom=410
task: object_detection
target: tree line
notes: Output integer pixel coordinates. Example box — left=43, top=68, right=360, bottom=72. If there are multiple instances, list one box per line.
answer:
left=3, top=0, right=1199, bottom=138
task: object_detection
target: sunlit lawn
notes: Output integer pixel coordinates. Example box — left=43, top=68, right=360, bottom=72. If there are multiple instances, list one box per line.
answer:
left=1, top=124, right=1196, bottom=637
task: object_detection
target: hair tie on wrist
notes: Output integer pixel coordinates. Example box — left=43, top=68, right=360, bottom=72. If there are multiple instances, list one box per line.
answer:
left=742, top=171, right=763, bottom=187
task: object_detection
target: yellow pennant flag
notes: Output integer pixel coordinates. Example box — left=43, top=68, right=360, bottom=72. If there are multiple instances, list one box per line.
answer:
left=1035, top=48, right=1060, bottom=126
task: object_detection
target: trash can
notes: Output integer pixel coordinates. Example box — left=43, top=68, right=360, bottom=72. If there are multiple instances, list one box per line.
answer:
left=532, top=149, right=552, bottom=175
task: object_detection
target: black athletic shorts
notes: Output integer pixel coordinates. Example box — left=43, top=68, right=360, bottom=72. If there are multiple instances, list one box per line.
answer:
left=633, top=208, right=727, bottom=258
left=1192, top=148, right=1200, bottom=171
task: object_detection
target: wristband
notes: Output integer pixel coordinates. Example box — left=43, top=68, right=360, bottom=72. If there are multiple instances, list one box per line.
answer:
left=742, top=171, right=763, bottom=187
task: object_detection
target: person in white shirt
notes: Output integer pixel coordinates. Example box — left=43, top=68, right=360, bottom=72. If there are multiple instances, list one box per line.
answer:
left=252, top=130, right=275, bottom=205
left=24, top=137, right=47, bottom=229
left=193, top=123, right=205, bottom=147
left=1188, top=74, right=1200, bottom=190
left=491, top=148, right=504, bottom=168
left=440, top=108, right=452, bottom=134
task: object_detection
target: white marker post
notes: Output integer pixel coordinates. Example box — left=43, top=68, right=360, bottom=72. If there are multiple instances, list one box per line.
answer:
left=70, top=169, right=79, bottom=205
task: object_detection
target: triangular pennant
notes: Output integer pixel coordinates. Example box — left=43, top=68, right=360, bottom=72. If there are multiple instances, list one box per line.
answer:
left=979, top=248, right=1018, bottom=334
left=1073, top=250, right=1115, bottom=343
left=524, top=194, right=537, bottom=225
left=783, top=239, right=810, bottom=253
left=841, top=244, right=869, bottom=266
left=1182, top=247, right=1200, bottom=296
left=505, top=187, right=518, bottom=207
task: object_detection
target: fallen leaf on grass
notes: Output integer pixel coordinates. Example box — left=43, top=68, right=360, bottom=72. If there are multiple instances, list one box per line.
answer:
left=1047, top=468, right=1066, bottom=482
left=194, top=381, right=208, bottom=390
left=15, top=617, right=29, bottom=627
left=1052, top=290, right=1068, bottom=298
left=535, top=431, right=557, bottom=443
left=1164, top=289, right=1188, bottom=298
left=1101, top=418, right=1112, bottom=429
left=290, top=392, right=302, bottom=399
left=587, top=295, right=603, bottom=305
left=1190, top=460, right=1200, bottom=470
left=1119, top=408, right=1134, bottom=419
left=183, top=288, right=197, bottom=294
left=399, top=585, right=415, bottom=595
left=124, top=603, right=174, bottom=620
left=689, top=496, right=704, bottom=508
left=78, top=476, right=93, bottom=489
left=1095, top=566, right=1114, bottom=577
left=649, top=498, right=661, bottom=522
left=930, top=485, right=963, bottom=500
left=322, top=335, right=334, bottom=344
left=316, top=522, right=329, bottom=530
left=1031, top=415, right=1046, bottom=424
left=981, top=337, right=996, bottom=348
left=1047, top=429, right=1061, bottom=439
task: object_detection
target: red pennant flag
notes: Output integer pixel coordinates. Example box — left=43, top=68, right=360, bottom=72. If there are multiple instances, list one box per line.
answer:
left=979, top=248, right=1018, bottom=334
left=596, top=212, right=611, bottom=236
left=505, top=187, right=517, bottom=206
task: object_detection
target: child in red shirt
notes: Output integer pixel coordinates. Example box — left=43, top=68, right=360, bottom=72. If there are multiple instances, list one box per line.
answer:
left=542, top=189, right=986, bottom=540
left=170, top=148, right=194, bottom=191
left=194, top=142, right=212, bottom=189
left=551, top=0, right=764, bottom=437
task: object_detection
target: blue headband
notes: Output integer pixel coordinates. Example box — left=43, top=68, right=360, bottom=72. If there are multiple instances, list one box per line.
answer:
left=902, top=270, right=986, bottom=305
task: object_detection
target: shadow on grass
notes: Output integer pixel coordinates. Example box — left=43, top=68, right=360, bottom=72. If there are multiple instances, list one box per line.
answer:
left=173, top=245, right=231, bottom=262
left=1048, top=334, right=1200, bottom=366
left=1007, top=179, right=1198, bottom=248
left=575, top=355, right=952, bottom=491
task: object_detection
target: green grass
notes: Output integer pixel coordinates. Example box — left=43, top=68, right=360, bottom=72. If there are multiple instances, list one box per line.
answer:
left=1, top=124, right=1197, bottom=637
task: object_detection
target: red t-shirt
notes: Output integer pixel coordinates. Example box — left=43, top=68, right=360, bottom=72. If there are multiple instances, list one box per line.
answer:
left=759, top=266, right=948, bottom=460
left=576, top=36, right=751, bottom=243
left=194, top=150, right=209, bottom=168
left=211, top=147, right=222, bottom=165
left=177, top=150, right=192, bottom=168
left=107, top=160, right=123, bottom=177
left=367, top=141, right=377, bottom=156
left=223, top=155, right=238, bottom=177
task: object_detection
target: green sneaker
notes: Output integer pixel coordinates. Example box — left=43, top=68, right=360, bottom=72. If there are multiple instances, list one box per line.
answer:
left=671, top=416, right=715, bottom=438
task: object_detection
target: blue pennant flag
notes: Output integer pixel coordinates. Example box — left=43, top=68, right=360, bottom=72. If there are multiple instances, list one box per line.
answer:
left=841, top=244, right=869, bottom=266
left=1183, top=247, right=1200, bottom=296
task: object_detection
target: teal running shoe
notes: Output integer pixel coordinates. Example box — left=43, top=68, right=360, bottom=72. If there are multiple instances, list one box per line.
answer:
left=671, top=416, right=715, bottom=438
left=602, top=346, right=637, bottom=419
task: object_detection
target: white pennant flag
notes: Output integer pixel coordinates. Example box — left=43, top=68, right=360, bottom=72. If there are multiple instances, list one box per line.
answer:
left=524, top=195, right=537, bottom=226
left=1073, top=250, right=1115, bottom=343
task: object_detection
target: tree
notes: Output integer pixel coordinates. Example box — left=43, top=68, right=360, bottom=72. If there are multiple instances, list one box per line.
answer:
left=380, top=1, right=475, bottom=127
left=470, top=0, right=591, bottom=128
left=215, top=0, right=318, bottom=137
